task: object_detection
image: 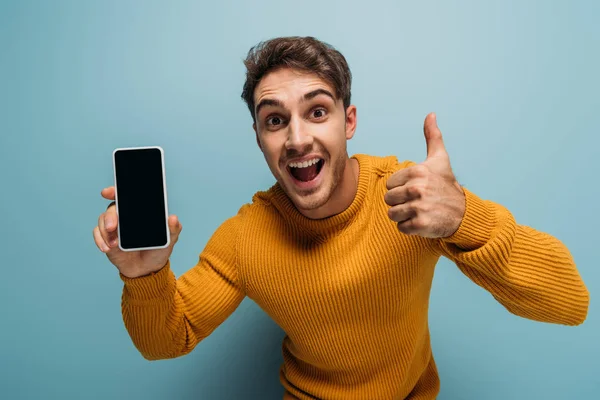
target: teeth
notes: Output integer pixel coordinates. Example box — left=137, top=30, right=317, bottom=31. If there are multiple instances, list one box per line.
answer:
left=289, top=158, right=321, bottom=168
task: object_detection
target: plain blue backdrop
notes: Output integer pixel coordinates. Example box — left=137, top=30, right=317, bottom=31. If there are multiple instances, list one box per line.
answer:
left=1, top=1, right=598, bottom=399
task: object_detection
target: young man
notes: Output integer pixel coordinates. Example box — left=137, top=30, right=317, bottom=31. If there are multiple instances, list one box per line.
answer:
left=94, top=37, right=589, bottom=399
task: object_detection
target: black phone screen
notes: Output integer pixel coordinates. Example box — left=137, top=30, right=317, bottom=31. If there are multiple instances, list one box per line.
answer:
left=113, top=147, right=169, bottom=250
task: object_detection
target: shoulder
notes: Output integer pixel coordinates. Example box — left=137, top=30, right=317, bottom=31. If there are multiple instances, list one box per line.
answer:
left=221, top=187, right=278, bottom=230
left=205, top=197, right=269, bottom=252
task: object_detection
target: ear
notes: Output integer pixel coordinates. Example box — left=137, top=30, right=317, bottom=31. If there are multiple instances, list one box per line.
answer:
left=253, top=123, right=262, bottom=151
left=345, top=105, right=357, bottom=140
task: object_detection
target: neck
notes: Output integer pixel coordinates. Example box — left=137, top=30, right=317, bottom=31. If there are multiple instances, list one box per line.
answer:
left=300, top=157, right=359, bottom=220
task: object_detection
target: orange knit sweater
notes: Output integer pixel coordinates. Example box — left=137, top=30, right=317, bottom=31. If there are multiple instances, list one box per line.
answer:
left=119, top=154, right=589, bottom=399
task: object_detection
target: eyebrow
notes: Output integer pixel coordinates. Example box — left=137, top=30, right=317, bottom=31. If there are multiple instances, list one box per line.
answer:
left=303, top=88, right=335, bottom=102
left=255, top=98, right=283, bottom=117
left=255, top=88, right=336, bottom=118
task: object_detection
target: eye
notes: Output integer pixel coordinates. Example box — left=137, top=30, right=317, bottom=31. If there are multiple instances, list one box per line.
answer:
left=266, top=115, right=284, bottom=127
left=311, top=108, right=327, bottom=119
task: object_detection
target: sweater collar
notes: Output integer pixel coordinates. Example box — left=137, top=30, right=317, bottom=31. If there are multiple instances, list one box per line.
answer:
left=268, top=153, right=373, bottom=239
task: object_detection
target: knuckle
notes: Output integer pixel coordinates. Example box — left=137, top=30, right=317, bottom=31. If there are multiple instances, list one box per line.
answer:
left=407, top=185, right=420, bottom=198
left=413, top=216, right=428, bottom=230
left=407, top=203, right=418, bottom=216
left=410, top=219, right=422, bottom=231
left=415, top=200, right=428, bottom=213
left=99, top=225, right=109, bottom=238
left=412, top=165, right=428, bottom=177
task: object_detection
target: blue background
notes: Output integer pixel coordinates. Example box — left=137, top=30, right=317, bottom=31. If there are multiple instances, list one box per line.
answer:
left=1, top=0, right=598, bottom=399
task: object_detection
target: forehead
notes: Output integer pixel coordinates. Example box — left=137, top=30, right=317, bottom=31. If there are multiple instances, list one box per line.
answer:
left=254, top=67, right=335, bottom=104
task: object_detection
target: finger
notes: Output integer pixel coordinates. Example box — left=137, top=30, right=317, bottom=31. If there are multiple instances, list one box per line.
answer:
left=98, top=213, right=118, bottom=248
left=93, top=226, right=110, bottom=253
left=397, top=217, right=422, bottom=235
left=386, top=169, right=409, bottom=190
left=101, top=186, right=115, bottom=201
left=424, top=112, right=447, bottom=160
left=104, top=207, right=118, bottom=234
left=386, top=164, right=428, bottom=190
left=387, top=203, right=417, bottom=223
left=384, top=184, right=422, bottom=207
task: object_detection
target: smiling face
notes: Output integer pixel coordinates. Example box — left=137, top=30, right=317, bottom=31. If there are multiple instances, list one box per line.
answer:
left=253, top=67, right=357, bottom=219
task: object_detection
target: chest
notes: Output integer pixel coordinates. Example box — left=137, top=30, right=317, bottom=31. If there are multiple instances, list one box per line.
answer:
left=238, top=214, right=438, bottom=333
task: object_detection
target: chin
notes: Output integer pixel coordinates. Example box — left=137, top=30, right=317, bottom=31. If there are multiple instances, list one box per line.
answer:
left=291, top=189, right=330, bottom=211
left=279, top=174, right=332, bottom=212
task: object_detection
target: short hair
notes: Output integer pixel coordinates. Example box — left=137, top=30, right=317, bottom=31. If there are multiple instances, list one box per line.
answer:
left=241, top=36, right=352, bottom=121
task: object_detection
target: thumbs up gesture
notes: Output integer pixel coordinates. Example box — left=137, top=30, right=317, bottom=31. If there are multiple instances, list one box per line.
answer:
left=384, top=113, right=466, bottom=238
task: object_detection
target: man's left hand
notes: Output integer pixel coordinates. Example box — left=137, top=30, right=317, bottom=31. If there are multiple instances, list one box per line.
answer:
left=384, top=113, right=466, bottom=238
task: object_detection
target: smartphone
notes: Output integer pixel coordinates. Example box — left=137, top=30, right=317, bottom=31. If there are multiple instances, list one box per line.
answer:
left=112, top=146, right=170, bottom=251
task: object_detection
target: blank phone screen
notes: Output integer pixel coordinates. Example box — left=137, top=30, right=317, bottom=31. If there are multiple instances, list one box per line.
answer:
left=114, top=148, right=168, bottom=250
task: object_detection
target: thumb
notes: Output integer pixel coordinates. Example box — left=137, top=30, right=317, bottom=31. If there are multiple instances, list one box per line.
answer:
left=168, top=215, right=182, bottom=245
left=101, top=186, right=115, bottom=201
left=423, top=112, right=448, bottom=161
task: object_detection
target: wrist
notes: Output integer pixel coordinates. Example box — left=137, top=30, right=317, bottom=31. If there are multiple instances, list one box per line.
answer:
left=120, top=260, right=174, bottom=301
left=444, top=181, right=466, bottom=238
left=121, top=261, right=167, bottom=279
left=441, top=188, right=496, bottom=251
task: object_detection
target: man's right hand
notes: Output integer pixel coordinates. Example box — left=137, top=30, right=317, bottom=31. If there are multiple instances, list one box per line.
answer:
left=93, top=186, right=183, bottom=278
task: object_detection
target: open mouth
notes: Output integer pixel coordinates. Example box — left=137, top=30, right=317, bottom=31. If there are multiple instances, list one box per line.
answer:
left=287, top=158, right=324, bottom=183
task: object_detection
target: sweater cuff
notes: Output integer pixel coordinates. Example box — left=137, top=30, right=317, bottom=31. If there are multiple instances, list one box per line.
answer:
left=441, top=187, right=498, bottom=251
left=119, top=260, right=174, bottom=301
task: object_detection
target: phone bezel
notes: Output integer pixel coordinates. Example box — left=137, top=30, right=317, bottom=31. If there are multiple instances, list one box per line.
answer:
left=112, top=146, right=171, bottom=252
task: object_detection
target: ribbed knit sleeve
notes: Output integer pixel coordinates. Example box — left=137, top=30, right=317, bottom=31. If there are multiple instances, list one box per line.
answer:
left=432, top=188, right=589, bottom=325
left=120, top=208, right=247, bottom=360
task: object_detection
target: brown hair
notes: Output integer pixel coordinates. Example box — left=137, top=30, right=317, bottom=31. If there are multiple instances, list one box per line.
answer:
left=241, top=36, right=352, bottom=122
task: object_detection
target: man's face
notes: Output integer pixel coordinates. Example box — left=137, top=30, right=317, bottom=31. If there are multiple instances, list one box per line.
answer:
left=253, top=67, right=357, bottom=216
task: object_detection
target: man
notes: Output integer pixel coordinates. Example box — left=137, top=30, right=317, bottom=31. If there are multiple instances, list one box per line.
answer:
left=93, top=36, right=589, bottom=399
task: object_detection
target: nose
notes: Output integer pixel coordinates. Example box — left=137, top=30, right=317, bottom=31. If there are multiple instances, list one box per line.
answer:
left=285, top=117, right=313, bottom=153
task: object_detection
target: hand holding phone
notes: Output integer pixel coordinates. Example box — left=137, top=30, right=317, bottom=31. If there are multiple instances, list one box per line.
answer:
left=92, top=147, right=183, bottom=278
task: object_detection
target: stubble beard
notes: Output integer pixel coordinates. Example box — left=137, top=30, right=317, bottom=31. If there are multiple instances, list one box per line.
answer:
left=281, top=148, right=348, bottom=212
